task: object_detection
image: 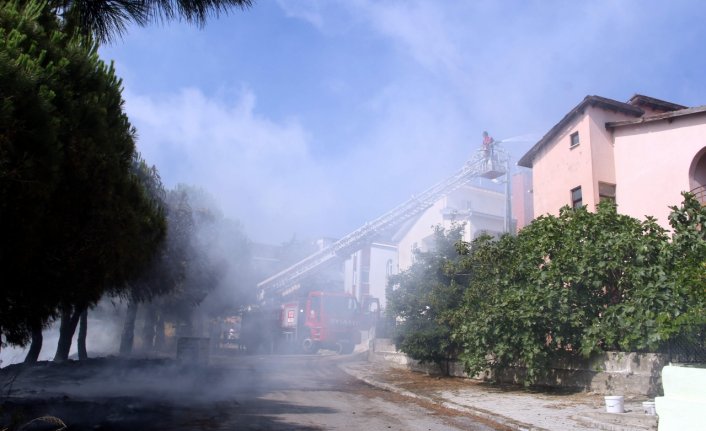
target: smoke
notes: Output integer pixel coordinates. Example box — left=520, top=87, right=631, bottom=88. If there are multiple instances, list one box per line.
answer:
left=7, top=0, right=706, bottom=365
left=0, top=192, right=252, bottom=368
left=96, top=0, right=706, bottom=245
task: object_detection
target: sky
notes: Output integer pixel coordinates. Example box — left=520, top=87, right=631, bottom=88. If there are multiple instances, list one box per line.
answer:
left=100, top=0, right=706, bottom=244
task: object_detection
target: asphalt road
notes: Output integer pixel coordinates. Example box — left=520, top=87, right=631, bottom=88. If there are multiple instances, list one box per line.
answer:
left=1, top=353, right=501, bottom=430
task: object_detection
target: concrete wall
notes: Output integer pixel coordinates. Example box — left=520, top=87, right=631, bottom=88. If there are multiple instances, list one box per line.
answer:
left=369, top=338, right=667, bottom=397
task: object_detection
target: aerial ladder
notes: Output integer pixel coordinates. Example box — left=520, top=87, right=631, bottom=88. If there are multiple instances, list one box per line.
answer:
left=257, top=141, right=510, bottom=303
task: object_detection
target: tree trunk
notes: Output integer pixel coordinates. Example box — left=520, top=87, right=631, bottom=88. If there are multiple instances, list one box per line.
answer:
left=53, top=307, right=83, bottom=362
left=78, top=308, right=88, bottom=360
left=24, top=321, right=43, bottom=363
left=142, top=305, right=157, bottom=352
left=119, top=300, right=139, bottom=356
left=154, top=312, right=165, bottom=352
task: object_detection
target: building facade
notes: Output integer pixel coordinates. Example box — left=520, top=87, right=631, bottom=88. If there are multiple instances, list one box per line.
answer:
left=343, top=184, right=511, bottom=308
left=518, top=94, right=706, bottom=228
left=395, top=184, right=508, bottom=271
left=344, top=243, right=397, bottom=309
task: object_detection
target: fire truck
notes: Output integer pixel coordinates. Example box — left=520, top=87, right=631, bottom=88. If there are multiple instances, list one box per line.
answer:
left=240, top=291, right=378, bottom=354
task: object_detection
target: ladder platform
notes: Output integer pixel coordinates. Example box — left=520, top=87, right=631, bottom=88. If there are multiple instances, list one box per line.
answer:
left=480, top=169, right=505, bottom=180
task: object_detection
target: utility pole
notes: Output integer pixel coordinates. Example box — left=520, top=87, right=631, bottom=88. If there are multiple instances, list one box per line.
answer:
left=504, top=155, right=513, bottom=234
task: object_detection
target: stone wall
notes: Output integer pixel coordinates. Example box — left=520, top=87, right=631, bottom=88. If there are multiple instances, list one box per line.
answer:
left=369, top=338, right=666, bottom=396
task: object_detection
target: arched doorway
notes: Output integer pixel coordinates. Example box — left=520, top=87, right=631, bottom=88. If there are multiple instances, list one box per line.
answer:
left=689, top=146, right=706, bottom=204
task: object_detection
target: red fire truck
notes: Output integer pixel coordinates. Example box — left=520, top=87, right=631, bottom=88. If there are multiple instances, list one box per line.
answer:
left=240, top=291, right=378, bottom=355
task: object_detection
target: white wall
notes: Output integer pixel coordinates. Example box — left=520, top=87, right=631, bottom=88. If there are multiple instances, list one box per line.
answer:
left=397, top=185, right=507, bottom=271
left=343, top=185, right=507, bottom=310
left=344, top=243, right=397, bottom=309
left=369, top=244, right=397, bottom=309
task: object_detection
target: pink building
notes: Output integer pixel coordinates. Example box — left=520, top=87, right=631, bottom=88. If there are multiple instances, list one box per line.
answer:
left=518, top=94, right=706, bottom=229
left=511, top=170, right=534, bottom=230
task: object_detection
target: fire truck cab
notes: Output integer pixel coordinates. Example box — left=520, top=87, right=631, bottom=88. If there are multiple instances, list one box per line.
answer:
left=281, top=291, right=361, bottom=354
left=242, top=290, right=371, bottom=355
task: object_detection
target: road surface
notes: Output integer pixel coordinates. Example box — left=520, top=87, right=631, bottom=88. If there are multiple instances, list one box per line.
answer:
left=0, top=353, right=503, bottom=430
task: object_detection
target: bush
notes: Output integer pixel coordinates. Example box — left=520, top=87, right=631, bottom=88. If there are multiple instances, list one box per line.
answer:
left=386, top=195, right=706, bottom=385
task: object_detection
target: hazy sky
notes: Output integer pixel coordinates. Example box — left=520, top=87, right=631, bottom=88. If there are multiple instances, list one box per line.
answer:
left=100, top=0, right=706, bottom=244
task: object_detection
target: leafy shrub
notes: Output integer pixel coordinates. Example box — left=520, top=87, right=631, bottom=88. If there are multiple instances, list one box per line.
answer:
left=387, top=195, right=706, bottom=385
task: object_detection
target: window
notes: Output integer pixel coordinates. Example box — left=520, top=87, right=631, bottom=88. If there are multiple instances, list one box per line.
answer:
left=570, top=131, right=580, bottom=148
left=309, top=296, right=321, bottom=321
left=598, top=182, right=616, bottom=203
left=571, top=186, right=583, bottom=208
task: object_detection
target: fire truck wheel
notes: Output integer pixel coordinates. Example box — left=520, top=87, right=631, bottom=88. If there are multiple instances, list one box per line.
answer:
left=336, top=342, right=354, bottom=355
left=301, top=338, right=318, bottom=354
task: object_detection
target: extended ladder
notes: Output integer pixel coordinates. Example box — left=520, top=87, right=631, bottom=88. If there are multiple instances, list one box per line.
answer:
left=257, top=147, right=508, bottom=302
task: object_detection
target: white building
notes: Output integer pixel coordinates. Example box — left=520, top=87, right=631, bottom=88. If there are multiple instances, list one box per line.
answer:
left=344, top=243, right=397, bottom=309
left=343, top=184, right=510, bottom=309
left=396, top=184, right=508, bottom=271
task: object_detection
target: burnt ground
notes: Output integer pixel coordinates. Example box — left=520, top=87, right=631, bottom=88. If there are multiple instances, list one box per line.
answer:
left=1, top=356, right=310, bottom=430
left=0, top=355, right=504, bottom=431
left=0, top=358, right=222, bottom=431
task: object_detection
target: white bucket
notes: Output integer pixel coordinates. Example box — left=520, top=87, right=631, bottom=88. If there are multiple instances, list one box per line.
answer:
left=605, top=395, right=625, bottom=413
left=642, top=401, right=656, bottom=415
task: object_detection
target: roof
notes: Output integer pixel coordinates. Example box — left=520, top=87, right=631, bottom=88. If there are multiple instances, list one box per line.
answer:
left=518, top=95, right=644, bottom=168
left=627, top=94, right=686, bottom=112
left=606, top=105, right=706, bottom=129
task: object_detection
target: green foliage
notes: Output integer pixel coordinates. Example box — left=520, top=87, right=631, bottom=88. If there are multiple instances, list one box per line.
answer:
left=47, top=0, right=253, bottom=43
left=386, top=224, right=468, bottom=372
left=387, top=195, right=706, bottom=386
left=667, top=192, right=706, bottom=326
left=584, top=194, right=706, bottom=354
left=0, top=1, right=165, bottom=348
left=454, top=202, right=673, bottom=383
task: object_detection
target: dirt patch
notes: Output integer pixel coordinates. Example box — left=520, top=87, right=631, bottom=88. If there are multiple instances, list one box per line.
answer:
left=345, top=371, right=512, bottom=431
left=367, top=366, right=604, bottom=407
